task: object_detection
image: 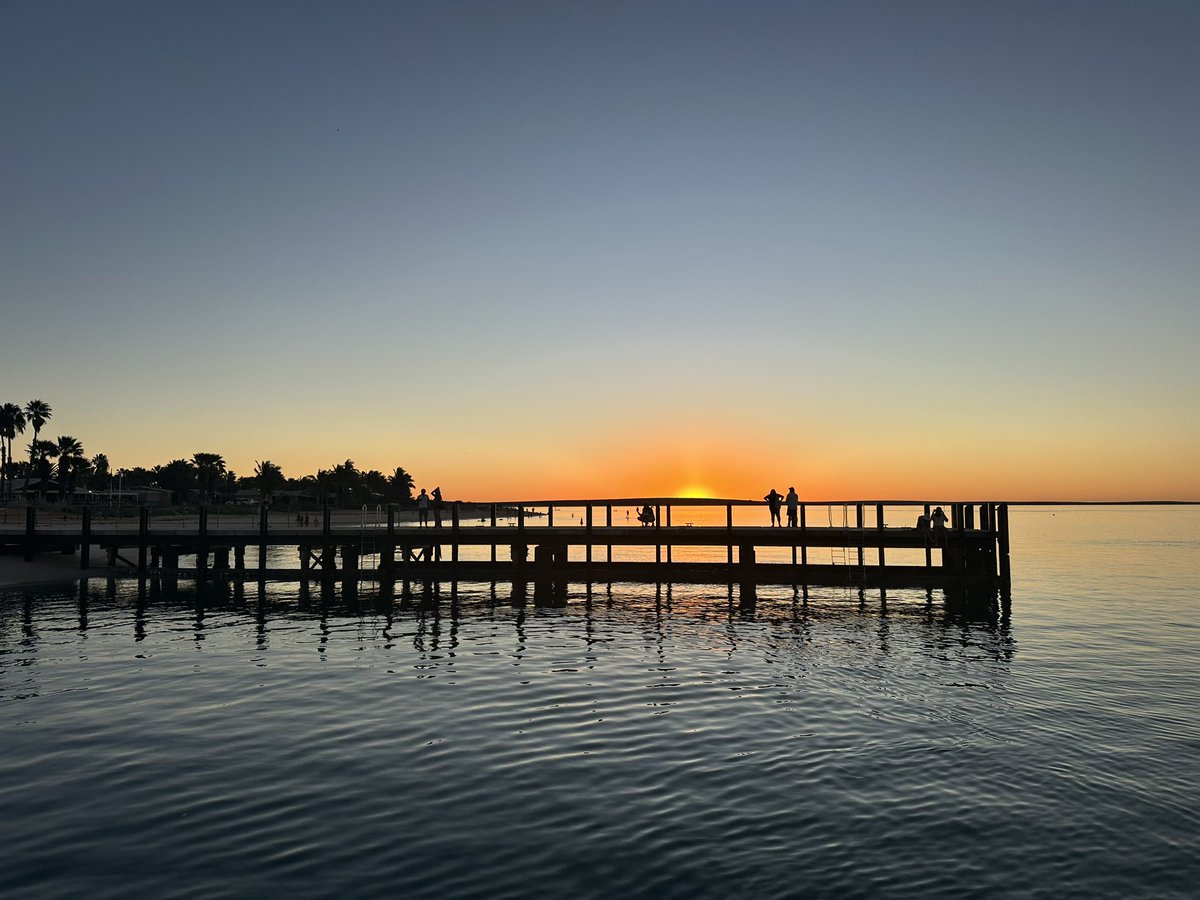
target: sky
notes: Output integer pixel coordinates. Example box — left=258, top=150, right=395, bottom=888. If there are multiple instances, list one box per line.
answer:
left=3, top=1, right=1198, bottom=501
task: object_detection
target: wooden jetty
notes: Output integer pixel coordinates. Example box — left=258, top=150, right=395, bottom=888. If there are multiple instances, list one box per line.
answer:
left=1, top=498, right=1011, bottom=601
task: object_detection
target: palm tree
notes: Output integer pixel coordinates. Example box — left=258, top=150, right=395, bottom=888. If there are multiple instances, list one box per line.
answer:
left=389, top=466, right=415, bottom=502
left=92, top=453, right=110, bottom=482
left=254, top=460, right=286, bottom=504
left=29, top=438, right=57, bottom=498
left=54, top=436, right=85, bottom=500
left=152, top=459, right=198, bottom=505
left=0, top=403, right=26, bottom=499
left=24, top=399, right=51, bottom=469
left=191, top=452, right=227, bottom=503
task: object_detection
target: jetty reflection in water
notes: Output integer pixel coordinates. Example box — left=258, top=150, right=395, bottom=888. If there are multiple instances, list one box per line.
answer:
left=10, top=575, right=1015, bottom=673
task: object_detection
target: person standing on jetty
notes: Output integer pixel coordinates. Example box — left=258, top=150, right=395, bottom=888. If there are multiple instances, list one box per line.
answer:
left=930, top=505, right=948, bottom=545
left=785, top=487, right=799, bottom=527
left=764, top=488, right=784, bottom=527
left=431, top=486, right=444, bottom=527
left=417, top=488, right=430, bottom=527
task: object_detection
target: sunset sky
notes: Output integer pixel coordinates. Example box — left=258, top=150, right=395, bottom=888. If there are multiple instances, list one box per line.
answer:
left=4, top=1, right=1198, bottom=501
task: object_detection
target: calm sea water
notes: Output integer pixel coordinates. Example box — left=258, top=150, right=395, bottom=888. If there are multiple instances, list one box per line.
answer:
left=1, top=506, right=1197, bottom=898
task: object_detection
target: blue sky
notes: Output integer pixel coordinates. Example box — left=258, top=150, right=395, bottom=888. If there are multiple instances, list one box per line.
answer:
left=3, top=1, right=1198, bottom=499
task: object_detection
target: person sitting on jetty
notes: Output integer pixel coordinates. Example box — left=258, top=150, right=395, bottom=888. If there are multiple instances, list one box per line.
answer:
left=417, top=488, right=430, bottom=527
left=638, top=504, right=655, bottom=526
left=785, top=487, right=799, bottom=528
left=764, top=488, right=784, bottom=527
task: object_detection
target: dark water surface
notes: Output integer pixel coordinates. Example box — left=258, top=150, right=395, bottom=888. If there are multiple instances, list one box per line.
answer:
left=2, top=506, right=1197, bottom=898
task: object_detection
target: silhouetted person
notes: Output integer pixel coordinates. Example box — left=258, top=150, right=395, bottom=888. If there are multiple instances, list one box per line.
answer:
left=916, top=512, right=930, bottom=534
left=785, top=487, right=799, bottom=527
left=417, top=488, right=430, bottom=527
left=764, top=488, right=784, bottom=527
left=432, top=486, right=443, bottom=527
left=638, top=504, right=655, bottom=526
left=930, top=506, right=948, bottom=545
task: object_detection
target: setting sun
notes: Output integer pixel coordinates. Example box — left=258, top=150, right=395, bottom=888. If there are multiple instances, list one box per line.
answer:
left=677, top=485, right=712, bottom=499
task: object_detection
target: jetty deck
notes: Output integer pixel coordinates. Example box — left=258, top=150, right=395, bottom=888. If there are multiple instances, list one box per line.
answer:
left=1, top=499, right=1011, bottom=600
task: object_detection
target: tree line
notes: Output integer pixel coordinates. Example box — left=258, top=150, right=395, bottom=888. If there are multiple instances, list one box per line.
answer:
left=1, top=399, right=418, bottom=507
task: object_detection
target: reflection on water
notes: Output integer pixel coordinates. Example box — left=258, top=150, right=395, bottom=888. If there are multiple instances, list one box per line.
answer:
left=1, top=577, right=1017, bottom=688
left=2, top=506, right=1198, bottom=900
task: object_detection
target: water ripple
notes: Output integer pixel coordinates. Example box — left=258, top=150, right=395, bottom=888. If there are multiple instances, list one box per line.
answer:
left=2, top=508, right=1199, bottom=899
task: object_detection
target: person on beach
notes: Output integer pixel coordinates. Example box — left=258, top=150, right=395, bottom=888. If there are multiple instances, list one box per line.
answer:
left=431, top=486, right=443, bottom=527
left=785, top=487, right=799, bottom=528
left=764, top=489, right=784, bottom=527
left=417, top=489, right=430, bottom=527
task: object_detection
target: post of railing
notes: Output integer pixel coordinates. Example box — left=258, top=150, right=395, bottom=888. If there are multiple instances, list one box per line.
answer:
left=321, top=505, right=334, bottom=579
left=80, top=507, right=91, bottom=569
left=654, top=503, right=661, bottom=564
left=665, top=503, right=671, bottom=563
left=924, top=503, right=933, bottom=569
left=198, top=506, right=210, bottom=577
left=726, top=503, right=733, bottom=566
left=998, top=503, right=1011, bottom=585
left=800, top=503, right=807, bottom=566
left=490, top=503, right=498, bottom=563
left=518, top=505, right=525, bottom=533
left=259, top=505, right=269, bottom=573
left=138, top=506, right=149, bottom=574
left=547, top=504, right=553, bottom=527
left=606, top=503, right=612, bottom=563
left=855, top=503, right=864, bottom=568
left=24, top=505, right=35, bottom=562
left=383, top=504, right=396, bottom=573
left=585, top=504, right=593, bottom=564
left=876, top=503, right=886, bottom=571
